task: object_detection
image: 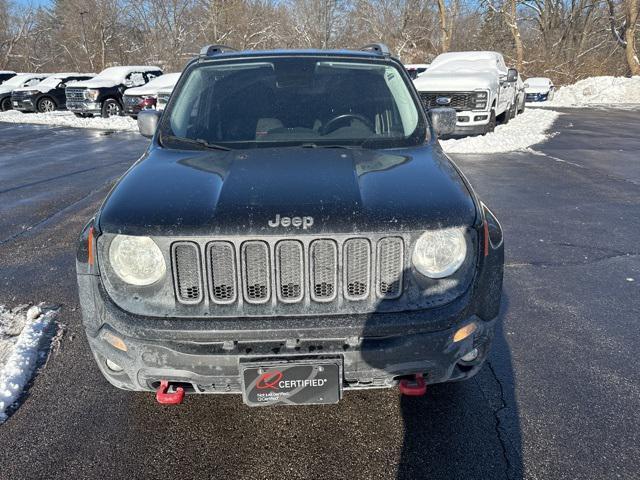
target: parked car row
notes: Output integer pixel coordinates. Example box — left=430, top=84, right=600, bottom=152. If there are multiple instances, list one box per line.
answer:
left=406, top=52, right=554, bottom=136
left=0, top=66, right=180, bottom=118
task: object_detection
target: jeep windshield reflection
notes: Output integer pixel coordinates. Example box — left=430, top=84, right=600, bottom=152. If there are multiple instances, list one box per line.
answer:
left=159, top=57, right=428, bottom=150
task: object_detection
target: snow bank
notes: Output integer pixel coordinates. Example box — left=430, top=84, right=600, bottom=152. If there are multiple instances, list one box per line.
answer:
left=0, top=110, right=137, bottom=131
left=541, top=76, right=640, bottom=107
left=0, top=304, right=58, bottom=424
left=440, top=108, right=560, bottom=154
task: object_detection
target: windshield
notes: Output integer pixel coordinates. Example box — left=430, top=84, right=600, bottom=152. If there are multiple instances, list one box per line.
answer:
left=2, top=75, right=37, bottom=87
left=37, top=76, right=65, bottom=88
left=160, top=57, right=427, bottom=150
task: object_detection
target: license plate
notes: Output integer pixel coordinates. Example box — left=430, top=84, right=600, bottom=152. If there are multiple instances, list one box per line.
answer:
left=242, top=360, right=341, bottom=407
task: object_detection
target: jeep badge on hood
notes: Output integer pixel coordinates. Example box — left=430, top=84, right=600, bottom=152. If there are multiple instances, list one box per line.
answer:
left=268, top=214, right=314, bottom=229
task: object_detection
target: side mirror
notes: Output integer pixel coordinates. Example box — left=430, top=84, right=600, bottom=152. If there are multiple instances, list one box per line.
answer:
left=429, top=107, right=457, bottom=136
left=523, top=83, right=529, bottom=88
left=137, top=110, right=161, bottom=138
left=59, top=83, right=66, bottom=89
left=124, top=80, right=134, bottom=88
left=507, top=68, right=518, bottom=83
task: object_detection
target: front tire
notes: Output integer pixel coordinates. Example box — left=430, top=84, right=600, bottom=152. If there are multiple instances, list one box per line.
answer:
left=0, top=97, right=12, bottom=112
left=484, top=111, right=496, bottom=134
left=101, top=98, right=122, bottom=118
left=518, top=96, right=525, bottom=114
left=37, top=97, right=57, bottom=113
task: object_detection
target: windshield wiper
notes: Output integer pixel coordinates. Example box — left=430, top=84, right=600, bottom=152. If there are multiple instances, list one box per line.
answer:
left=300, top=143, right=357, bottom=149
left=162, top=134, right=231, bottom=151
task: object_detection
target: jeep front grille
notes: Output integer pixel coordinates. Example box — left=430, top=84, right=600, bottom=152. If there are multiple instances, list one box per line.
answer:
left=65, top=88, right=86, bottom=101
left=207, top=241, right=237, bottom=303
left=241, top=241, right=271, bottom=304
left=377, top=237, right=404, bottom=299
left=419, top=91, right=476, bottom=111
left=170, top=236, right=405, bottom=306
left=310, top=240, right=338, bottom=302
left=171, top=242, right=203, bottom=304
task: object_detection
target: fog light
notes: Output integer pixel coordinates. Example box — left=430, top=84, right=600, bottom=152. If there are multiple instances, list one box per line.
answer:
left=105, top=358, right=124, bottom=372
left=461, top=348, right=479, bottom=362
left=453, top=322, right=477, bottom=342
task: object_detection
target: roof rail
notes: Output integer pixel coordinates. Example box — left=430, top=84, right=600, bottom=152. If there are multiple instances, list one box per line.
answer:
left=360, top=43, right=391, bottom=56
left=199, top=44, right=237, bottom=59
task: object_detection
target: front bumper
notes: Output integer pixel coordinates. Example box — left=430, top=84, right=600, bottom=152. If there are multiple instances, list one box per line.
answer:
left=11, top=97, right=36, bottom=112
left=78, top=275, right=498, bottom=395
left=526, top=93, right=549, bottom=102
left=452, top=110, right=491, bottom=136
left=67, top=101, right=101, bottom=114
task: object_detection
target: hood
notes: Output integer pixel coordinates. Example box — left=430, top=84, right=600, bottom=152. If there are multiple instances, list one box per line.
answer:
left=124, top=73, right=180, bottom=97
left=99, top=145, right=477, bottom=236
left=70, top=78, right=121, bottom=89
left=414, top=70, right=497, bottom=92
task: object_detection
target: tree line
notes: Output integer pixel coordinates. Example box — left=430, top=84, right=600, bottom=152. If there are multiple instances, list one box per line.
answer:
left=1, top=0, right=638, bottom=84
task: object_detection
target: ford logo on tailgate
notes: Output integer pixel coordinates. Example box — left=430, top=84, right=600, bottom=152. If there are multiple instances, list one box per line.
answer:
left=436, top=96, right=451, bottom=105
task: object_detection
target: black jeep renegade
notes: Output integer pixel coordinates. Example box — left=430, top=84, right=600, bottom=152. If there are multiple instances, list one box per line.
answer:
left=76, top=44, right=504, bottom=407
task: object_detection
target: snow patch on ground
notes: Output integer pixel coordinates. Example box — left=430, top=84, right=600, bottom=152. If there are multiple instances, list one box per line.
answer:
left=440, top=109, right=560, bottom=154
left=0, top=110, right=137, bottom=131
left=532, top=76, right=640, bottom=107
left=0, top=304, right=59, bottom=424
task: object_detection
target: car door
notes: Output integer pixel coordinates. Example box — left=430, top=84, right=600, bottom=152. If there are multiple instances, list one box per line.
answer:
left=496, top=56, right=513, bottom=112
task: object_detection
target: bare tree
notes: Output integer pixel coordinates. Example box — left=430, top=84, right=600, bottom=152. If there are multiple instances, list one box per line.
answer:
left=607, top=0, right=640, bottom=75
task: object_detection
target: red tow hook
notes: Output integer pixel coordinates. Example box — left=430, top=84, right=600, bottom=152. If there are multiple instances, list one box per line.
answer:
left=155, top=380, right=185, bottom=405
left=399, top=373, right=427, bottom=396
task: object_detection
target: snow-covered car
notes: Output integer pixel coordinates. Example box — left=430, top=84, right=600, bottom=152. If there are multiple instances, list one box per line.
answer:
left=0, top=73, right=50, bottom=111
left=122, top=72, right=180, bottom=118
left=413, top=51, right=518, bottom=135
left=65, top=66, right=163, bottom=118
left=0, top=71, right=16, bottom=85
left=515, top=73, right=526, bottom=114
left=155, top=87, right=173, bottom=111
left=11, top=73, right=95, bottom=113
left=404, top=63, right=429, bottom=79
left=525, top=77, right=554, bottom=102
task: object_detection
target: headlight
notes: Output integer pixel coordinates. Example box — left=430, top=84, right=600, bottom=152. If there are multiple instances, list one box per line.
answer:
left=108, top=235, right=166, bottom=285
left=412, top=228, right=467, bottom=278
left=474, top=91, right=488, bottom=110
left=84, top=89, right=99, bottom=101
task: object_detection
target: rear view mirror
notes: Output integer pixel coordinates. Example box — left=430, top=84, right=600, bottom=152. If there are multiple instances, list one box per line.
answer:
left=138, top=110, right=161, bottom=138
left=507, top=68, right=518, bottom=83
left=429, top=108, right=457, bottom=136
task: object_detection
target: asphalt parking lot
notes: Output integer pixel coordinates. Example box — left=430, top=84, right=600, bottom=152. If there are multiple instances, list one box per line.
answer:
left=0, top=108, right=639, bottom=480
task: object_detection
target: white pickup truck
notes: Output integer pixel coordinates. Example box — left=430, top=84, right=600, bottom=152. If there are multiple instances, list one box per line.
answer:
left=413, top=51, right=518, bottom=136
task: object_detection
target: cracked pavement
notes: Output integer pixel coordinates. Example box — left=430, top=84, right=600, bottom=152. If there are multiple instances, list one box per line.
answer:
left=0, top=108, right=639, bottom=479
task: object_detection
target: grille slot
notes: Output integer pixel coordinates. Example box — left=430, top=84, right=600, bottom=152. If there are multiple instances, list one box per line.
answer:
left=171, top=242, right=203, bottom=304
left=275, top=240, right=304, bottom=302
left=377, top=237, right=404, bottom=299
left=419, top=91, right=475, bottom=111
left=343, top=238, right=371, bottom=301
left=207, top=241, right=237, bottom=304
left=310, top=240, right=338, bottom=302
left=241, top=241, right=271, bottom=304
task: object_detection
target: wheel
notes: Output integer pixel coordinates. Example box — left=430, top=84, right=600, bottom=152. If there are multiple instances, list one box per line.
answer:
left=0, top=97, right=12, bottom=112
left=484, top=111, right=496, bottom=134
left=37, top=97, right=56, bottom=113
left=518, top=96, right=525, bottom=114
left=101, top=98, right=122, bottom=118
left=509, top=102, right=517, bottom=119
